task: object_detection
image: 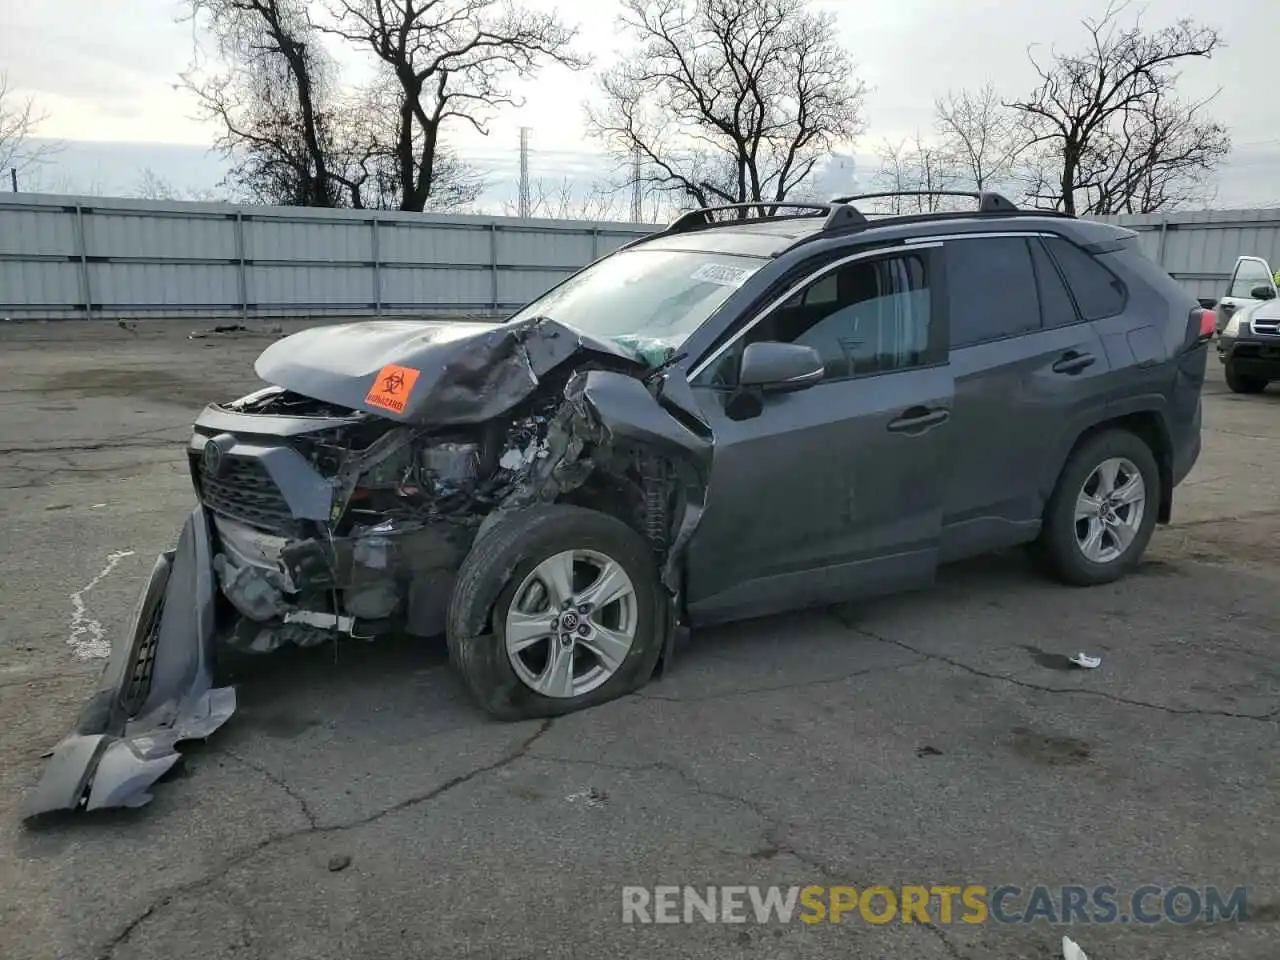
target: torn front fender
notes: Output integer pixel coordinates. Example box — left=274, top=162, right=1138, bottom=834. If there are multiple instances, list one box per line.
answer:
left=24, top=506, right=235, bottom=817
left=576, top=370, right=713, bottom=593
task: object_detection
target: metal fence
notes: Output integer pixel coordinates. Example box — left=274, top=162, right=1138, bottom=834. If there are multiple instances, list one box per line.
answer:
left=0, top=193, right=655, bottom=321
left=1100, top=208, right=1280, bottom=302
left=2, top=192, right=1278, bottom=321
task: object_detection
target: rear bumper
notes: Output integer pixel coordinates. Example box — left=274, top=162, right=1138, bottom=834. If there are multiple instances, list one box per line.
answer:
left=1171, top=398, right=1201, bottom=490
left=24, top=506, right=235, bottom=817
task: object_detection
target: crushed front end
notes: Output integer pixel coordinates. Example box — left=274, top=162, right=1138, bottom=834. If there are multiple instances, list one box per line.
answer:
left=25, top=317, right=711, bottom=816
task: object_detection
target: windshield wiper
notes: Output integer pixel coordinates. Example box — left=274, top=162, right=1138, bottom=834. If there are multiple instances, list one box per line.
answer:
left=642, top=349, right=689, bottom=386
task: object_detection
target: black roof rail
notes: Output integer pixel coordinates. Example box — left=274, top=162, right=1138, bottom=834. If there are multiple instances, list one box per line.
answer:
left=829, top=190, right=1020, bottom=213
left=666, top=201, right=853, bottom=234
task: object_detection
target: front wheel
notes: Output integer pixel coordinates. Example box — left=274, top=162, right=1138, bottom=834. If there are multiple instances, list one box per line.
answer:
left=1033, top=429, right=1160, bottom=586
left=1224, top=363, right=1268, bottom=394
left=447, top=504, right=666, bottom=721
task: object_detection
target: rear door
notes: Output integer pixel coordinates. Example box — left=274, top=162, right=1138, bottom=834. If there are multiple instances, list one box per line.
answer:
left=1216, top=256, right=1276, bottom=333
left=683, top=245, right=953, bottom=625
left=936, top=234, right=1114, bottom=561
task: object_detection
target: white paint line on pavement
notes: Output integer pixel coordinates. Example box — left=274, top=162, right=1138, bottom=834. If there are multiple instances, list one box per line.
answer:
left=68, top=550, right=136, bottom=660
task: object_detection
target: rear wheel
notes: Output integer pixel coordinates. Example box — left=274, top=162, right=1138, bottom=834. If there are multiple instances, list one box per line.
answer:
left=1034, top=429, right=1160, bottom=586
left=1224, top=363, right=1268, bottom=394
left=447, top=504, right=665, bottom=720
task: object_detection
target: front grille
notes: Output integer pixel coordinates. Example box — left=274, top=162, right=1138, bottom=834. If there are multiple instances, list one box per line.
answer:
left=191, top=451, right=300, bottom=536
left=1251, top=316, right=1280, bottom=336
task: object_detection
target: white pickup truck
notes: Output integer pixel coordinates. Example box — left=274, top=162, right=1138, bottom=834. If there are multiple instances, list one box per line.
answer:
left=1214, top=255, right=1278, bottom=334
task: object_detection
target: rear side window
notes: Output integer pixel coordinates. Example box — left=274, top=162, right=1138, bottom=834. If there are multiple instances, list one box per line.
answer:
left=1029, top=239, right=1080, bottom=329
left=946, top=237, right=1041, bottom=347
left=1043, top=236, right=1126, bottom=319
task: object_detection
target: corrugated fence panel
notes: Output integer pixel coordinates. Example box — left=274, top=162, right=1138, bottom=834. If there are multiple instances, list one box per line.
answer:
left=85, top=209, right=237, bottom=261
left=0, top=261, right=81, bottom=305
left=0, top=206, right=77, bottom=256
left=380, top=221, right=491, bottom=266
left=381, top=265, right=492, bottom=308
left=91, top=263, right=241, bottom=309
left=4, top=193, right=1279, bottom=320
left=1100, top=209, right=1280, bottom=301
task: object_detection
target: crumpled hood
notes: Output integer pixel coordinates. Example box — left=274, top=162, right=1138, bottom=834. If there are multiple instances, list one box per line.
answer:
left=254, top=316, right=644, bottom=425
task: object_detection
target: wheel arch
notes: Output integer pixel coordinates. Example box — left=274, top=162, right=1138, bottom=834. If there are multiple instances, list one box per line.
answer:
left=1050, top=405, right=1174, bottom=524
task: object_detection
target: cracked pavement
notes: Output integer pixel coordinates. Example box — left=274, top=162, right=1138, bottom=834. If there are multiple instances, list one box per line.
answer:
left=2, top=321, right=1278, bottom=960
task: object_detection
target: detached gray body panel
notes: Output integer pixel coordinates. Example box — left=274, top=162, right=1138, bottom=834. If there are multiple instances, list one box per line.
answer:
left=24, top=507, right=234, bottom=817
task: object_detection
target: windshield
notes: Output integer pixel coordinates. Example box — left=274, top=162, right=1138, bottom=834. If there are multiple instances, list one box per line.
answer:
left=508, top=248, right=765, bottom=365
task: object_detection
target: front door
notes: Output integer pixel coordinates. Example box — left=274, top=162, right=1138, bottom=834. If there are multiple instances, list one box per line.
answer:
left=1216, top=256, right=1276, bottom=334
left=682, top=246, right=954, bottom=626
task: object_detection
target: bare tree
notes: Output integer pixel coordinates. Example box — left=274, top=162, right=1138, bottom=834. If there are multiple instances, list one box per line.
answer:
left=0, top=72, right=59, bottom=184
left=587, top=0, right=866, bottom=210
left=1006, top=1, right=1228, bottom=215
left=132, top=167, right=227, bottom=203
left=317, top=0, right=586, bottom=212
left=181, top=0, right=483, bottom=210
left=935, top=84, right=1027, bottom=193
left=870, top=135, right=961, bottom=213
left=182, top=0, right=342, bottom=206
left=327, top=81, right=486, bottom=211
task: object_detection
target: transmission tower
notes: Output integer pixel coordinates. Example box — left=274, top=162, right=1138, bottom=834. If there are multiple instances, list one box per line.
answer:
left=518, top=127, right=531, bottom=218
left=630, top=147, right=643, bottom=222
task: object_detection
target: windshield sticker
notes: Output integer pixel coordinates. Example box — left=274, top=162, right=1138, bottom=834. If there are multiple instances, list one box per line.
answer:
left=690, top=263, right=756, bottom=287
left=365, top=364, right=421, bottom=414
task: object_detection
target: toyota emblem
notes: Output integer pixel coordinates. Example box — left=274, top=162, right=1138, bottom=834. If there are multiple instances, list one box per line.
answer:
left=202, top=438, right=224, bottom=477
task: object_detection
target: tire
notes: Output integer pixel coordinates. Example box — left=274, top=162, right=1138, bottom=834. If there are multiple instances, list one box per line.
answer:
left=447, top=504, right=666, bottom=721
left=1224, top=363, right=1267, bottom=394
left=1033, top=429, right=1160, bottom=586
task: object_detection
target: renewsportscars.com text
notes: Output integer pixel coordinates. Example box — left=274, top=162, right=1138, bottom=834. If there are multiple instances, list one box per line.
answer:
left=621, top=884, right=1249, bottom=925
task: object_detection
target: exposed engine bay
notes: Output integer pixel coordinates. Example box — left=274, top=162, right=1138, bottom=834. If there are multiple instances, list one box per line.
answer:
left=201, top=370, right=689, bottom=655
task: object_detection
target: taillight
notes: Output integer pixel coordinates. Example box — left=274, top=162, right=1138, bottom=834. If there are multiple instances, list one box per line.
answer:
left=1184, top=307, right=1215, bottom=350
left=1196, top=308, right=1215, bottom=339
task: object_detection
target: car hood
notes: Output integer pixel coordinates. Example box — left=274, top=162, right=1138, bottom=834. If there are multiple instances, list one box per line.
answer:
left=1249, top=298, right=1280, bottom=322
left=254, top=316, right=645, bottom=425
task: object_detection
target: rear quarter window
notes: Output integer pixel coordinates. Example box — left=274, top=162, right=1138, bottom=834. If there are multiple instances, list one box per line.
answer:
left=1043, top=236, right=1126, bottom=320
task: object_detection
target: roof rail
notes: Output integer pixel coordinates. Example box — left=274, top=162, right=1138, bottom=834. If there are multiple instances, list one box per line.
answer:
left=649, top=189, right=1059, bottom=250
left=666, top=201, right=855, bottom=234
left=829, top=190, right=1020, bottom=213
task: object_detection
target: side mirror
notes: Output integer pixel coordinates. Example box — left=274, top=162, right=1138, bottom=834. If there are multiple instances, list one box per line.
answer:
left=1250, top=285, right=1276, bottom=301
left=739, top=341, right=824, bottom=393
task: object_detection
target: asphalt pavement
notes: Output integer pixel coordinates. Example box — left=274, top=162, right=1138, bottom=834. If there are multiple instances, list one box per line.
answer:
left=1, top=320, right=1277, bottom=960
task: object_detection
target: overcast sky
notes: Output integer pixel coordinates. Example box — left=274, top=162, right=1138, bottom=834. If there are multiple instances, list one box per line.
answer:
left=2, top=0, right=1279, bottom=206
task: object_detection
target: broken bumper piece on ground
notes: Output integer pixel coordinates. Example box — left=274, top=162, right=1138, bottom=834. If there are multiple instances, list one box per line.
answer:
left=24, top=507, right=235, bottom=817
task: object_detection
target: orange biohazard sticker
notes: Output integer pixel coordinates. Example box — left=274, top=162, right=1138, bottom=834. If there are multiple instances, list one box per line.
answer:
left=365, top=364, right=421, bottom=414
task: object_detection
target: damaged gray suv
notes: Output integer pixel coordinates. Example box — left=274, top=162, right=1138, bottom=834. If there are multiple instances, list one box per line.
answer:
left=28, top=191, right=1213, bottom=815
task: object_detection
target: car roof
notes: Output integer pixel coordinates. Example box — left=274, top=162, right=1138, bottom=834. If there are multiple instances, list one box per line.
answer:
left=629, top=193, right=1138, bottom=259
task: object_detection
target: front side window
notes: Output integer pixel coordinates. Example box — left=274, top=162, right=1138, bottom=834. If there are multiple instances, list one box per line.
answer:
left=1228, top=258, right=1274, bottom=299
left=700, top=252, right=936, bottom=385
left=506, top=248, right=765, bottom=365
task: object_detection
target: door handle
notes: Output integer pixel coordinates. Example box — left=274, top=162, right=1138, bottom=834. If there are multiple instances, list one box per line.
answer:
left=887, top=406, right=950, bottom=434
left=1052, top=351, right=1096, bottom=375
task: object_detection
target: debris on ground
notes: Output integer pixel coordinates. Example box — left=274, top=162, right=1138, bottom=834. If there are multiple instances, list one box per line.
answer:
left=916, top=745, right=943, bottom=758
left=566, top=787, right=609, bottom=807
left=1062, top=934, right=1090, bottom=960
left=327, top=854, right=352, bottom=872
left=189, top=323, right=248, bottom=338
left=188, top=322, right=285, bottom=339
left=116, top=318, right=137, bottom=333
left=1069, top=653, right=1102, bottom=669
